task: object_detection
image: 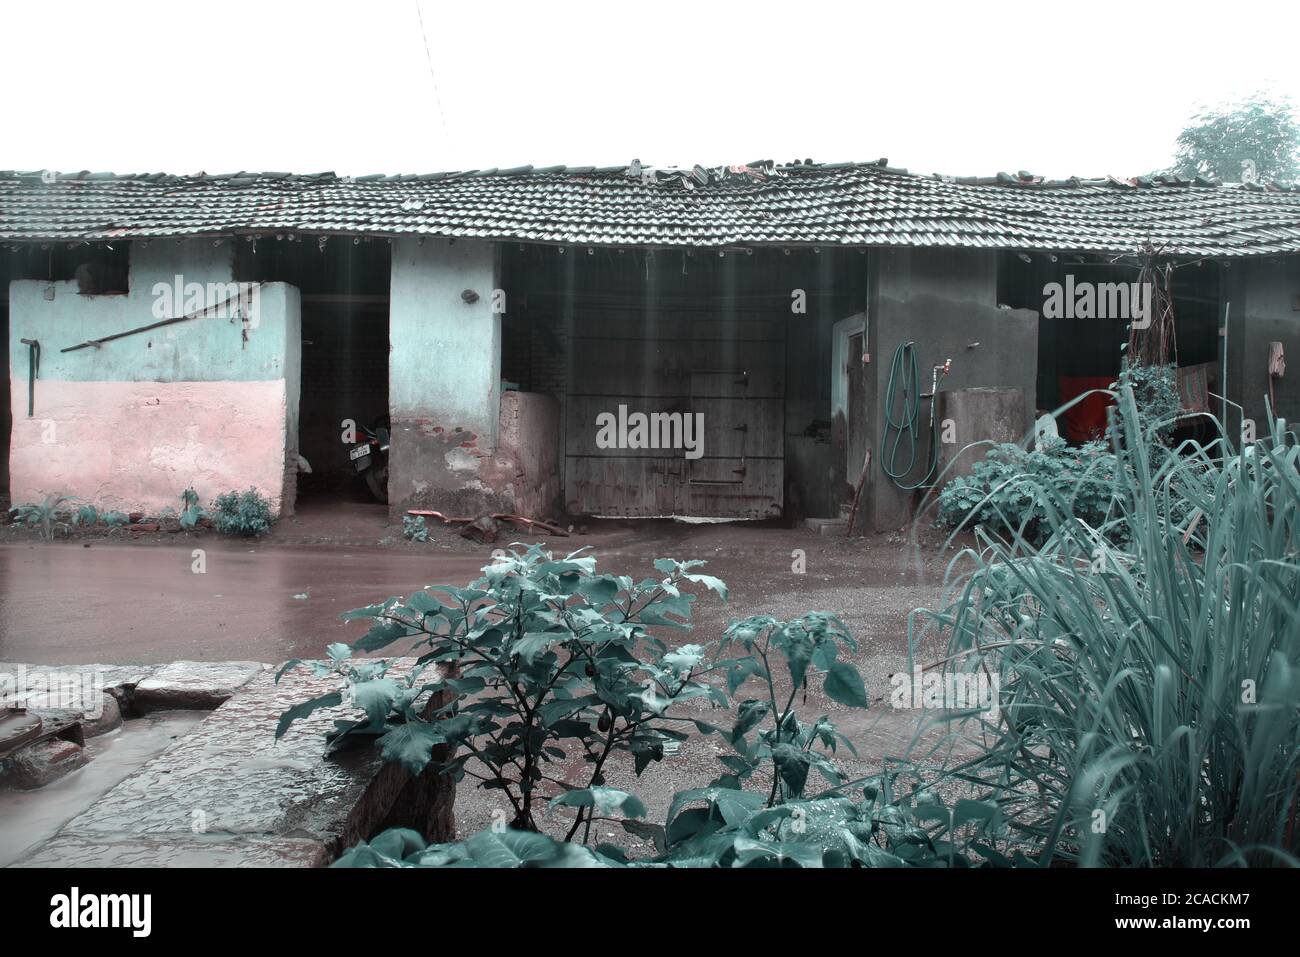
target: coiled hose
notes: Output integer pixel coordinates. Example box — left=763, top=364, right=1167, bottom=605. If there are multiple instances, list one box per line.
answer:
left=880, top=341, right=940, bottom=490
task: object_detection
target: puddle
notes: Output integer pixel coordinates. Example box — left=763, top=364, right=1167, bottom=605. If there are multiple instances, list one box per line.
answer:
left=0, top=710, right=207, bottom=867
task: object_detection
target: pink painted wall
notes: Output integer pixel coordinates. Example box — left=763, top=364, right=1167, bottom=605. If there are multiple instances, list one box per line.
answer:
left=9, top=379, right=290, bottom=514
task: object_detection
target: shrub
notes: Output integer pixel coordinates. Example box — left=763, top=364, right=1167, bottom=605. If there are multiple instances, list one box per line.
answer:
left=210, top=488, right=272, bottom=537
left=937, top=438, right=1116, bottom=543
left=1110, top=361, right=1180, bottom=451
left=277, top=546, right=939, bottom=867
left=917, top=388, right=1300, bottom=866
left=938, top=363, right=1182, bottom=543
left=402, top=514, right=427, bottom=542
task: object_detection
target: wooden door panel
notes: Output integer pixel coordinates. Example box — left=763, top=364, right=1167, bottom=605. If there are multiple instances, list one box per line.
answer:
left=564, top=309, right=785, bottom=518
left=564, top=456, right=684, bottom=516
left=570, top=338, right=784, bottom=398
left=565, top=397, right=783, bottom=458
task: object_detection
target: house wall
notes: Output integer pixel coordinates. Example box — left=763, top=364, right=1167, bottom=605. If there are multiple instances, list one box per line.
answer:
left=388, top=238, right=511, bottom=515
left=866, top=248, right=1038, bottom=532
left=7, top=240, right=301, bottom=514
left=1221, top=256, right=1300, bottom=441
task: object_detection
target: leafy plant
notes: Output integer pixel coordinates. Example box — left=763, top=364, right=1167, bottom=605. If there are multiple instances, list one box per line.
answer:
left=9, top=494, right=73, bottom=542
left=937, top=438, right=1116, bottom=543
left=331, top=767, right=1006, bottom=868
left=210, top=488, right=272, bottom=537
left=402, top=514, right=428, bottom=542
left=179, top=487, right=205, bottom=529
left=938, top=364, right=1182, bottom=543
left=918, top=388, right=1300, bottom=866
left=279, top=546, right=901, bottom=866
left=102, top=511, right=129, bottom=528
left=1110, top=361, right=1180, bottom=452
left=73, top=503, right=99, bottom=528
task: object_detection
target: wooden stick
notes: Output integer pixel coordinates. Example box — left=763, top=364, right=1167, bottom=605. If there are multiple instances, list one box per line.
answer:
left=846, top=449, right=872, bottom=536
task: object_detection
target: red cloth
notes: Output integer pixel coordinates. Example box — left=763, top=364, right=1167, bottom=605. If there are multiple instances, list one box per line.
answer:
left=1058, top=375, right=1114, bottom=442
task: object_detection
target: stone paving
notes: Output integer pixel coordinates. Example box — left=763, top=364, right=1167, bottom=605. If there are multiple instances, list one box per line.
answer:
left=5, top=661, right=408, bottom=867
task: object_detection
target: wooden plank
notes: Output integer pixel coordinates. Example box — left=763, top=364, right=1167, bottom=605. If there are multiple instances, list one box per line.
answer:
left=686, top=458, right=784, bottom=519
left=564, top=456, right=684, bottom=516
left=565, top=397, right=784, bottom=458
left=569, top=338, right=784, bottom=398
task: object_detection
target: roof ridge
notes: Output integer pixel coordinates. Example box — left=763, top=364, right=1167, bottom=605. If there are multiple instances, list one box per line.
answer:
left=1, top=161, right=1296, bottom=192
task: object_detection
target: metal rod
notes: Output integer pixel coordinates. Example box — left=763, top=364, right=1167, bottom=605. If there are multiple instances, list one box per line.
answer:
left=60, top=291, right=249, bottom=353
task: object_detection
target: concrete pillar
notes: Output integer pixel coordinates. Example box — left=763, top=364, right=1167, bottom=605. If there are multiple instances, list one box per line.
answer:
left=937, top=387, right=1026, bottom=480
left=388, top=238, right=503, bottom=514
left=866, top=249, right=1037, bottom=533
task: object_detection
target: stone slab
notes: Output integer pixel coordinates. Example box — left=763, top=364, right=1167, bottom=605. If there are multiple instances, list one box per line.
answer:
left=804, top=517, right=848, bottom=536
left=12, top=834, right=329, bottom=868
left=0, top=662, right=154, bottom=708
left=62, top=667, right=380, bottom=843
left=133, top=660, right=267, bottom=712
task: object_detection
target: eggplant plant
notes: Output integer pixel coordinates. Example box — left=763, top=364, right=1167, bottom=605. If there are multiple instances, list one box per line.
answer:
left=277, top=546, right=923, bottom=866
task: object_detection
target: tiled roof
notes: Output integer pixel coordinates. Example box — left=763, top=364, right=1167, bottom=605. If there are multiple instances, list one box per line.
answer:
left=2, top=161, right=1300, bottom=257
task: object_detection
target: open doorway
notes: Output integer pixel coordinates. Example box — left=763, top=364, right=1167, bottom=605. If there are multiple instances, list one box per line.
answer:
left=236, top=237, right=391, bottom=521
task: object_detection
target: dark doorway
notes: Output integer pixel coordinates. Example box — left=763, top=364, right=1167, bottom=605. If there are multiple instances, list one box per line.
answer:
left=235, top=237, right=391, bottom=508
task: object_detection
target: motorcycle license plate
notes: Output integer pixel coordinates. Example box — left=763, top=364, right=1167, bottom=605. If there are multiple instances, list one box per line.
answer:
left=350, top=444, right=371, bottom=463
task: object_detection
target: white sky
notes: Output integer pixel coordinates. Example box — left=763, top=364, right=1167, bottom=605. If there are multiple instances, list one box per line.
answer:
left=2, top=0, right=1296, bottom=179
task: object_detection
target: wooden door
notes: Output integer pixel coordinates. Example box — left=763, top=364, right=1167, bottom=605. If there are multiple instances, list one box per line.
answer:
left=564, top=307, right=784, bottom=518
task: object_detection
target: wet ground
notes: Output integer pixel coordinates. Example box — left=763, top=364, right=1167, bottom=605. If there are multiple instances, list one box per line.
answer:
left=0, top=511, right=969, bottom=682
left=1, top=504, right=986, bottom=853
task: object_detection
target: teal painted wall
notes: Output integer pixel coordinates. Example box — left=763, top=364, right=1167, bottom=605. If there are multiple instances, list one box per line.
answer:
left=389, top=237, right=500, bottom=440
left=9, top=240, right=296, bottom=383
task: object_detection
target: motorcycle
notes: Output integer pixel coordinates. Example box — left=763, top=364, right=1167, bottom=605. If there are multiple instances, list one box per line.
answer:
left=348, top=417, right=390, bottom=503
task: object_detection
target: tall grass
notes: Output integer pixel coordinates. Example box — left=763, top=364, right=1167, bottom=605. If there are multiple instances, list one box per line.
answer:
left=916, top=388, right=1300, bottom=866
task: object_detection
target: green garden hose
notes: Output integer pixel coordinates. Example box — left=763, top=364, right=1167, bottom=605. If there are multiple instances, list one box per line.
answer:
left=880, top=341, right=940, bottom=490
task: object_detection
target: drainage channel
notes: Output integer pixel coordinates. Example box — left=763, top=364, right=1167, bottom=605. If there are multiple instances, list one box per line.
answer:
left=0, top=710, right=207, bottom=867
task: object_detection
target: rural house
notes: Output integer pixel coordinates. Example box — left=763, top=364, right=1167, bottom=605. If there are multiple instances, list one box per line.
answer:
left=3, top=160, right=1298, bottom=532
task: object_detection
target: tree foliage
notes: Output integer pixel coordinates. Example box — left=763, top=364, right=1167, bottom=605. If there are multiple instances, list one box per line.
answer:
left=1170, top=94, right=1299, bottom=184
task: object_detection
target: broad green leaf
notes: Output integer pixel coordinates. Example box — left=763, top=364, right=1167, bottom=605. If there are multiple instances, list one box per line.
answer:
left=275, top=691, right=343, bottom=739
left=824, top=662, right=870, bottom=708
left=378, top=721, right=446, bottom=775
left=464, top=828, right=562, bottom=868
left=549, top=786, right=647, bottom=819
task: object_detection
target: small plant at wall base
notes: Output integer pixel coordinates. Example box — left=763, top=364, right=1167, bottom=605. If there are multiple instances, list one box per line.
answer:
left=9, top=494, right=74, bottom=542
left=937, top=439, right=1116, bottom=544
left=402, top=514, right=428, bottom=542
left=179, top=487, right=205, bottom=529
left=210, top=488, right=272, bottom=537
left=276, top=547, right=943, bottom=867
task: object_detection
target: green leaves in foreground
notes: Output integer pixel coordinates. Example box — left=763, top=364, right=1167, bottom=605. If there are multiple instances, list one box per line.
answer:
left=918, top=389, right=1300, bottom=867
left=336, top=780, right=1009, bottom=868
left=281, top=543, right=884, bottom=865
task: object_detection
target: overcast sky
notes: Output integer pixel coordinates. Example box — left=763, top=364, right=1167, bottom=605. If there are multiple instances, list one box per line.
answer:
left=3, top=0, right=1296, bottom=179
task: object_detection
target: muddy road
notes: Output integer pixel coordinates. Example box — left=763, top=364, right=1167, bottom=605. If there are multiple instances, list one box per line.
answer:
left=0, top=520, right=963, bottom=689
